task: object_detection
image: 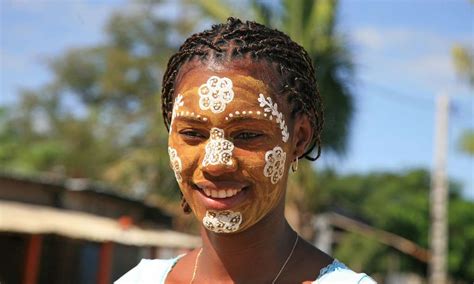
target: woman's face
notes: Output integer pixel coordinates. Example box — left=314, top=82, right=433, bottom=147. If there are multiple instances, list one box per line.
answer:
left=168, top=61, right=295, bottom=234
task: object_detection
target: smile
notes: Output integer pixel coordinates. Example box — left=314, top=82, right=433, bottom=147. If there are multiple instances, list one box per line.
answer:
left=193, top=180, right=249, bottom=210
left=202, top=188, right=242, bottom=199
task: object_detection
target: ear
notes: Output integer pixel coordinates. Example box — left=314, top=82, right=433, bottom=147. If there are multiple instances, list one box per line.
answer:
left=292, top=114, right=313, bottom=159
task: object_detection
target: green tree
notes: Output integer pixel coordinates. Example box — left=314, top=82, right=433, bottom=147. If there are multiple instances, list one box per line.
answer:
left=452, top=44, right=474, bottom=156
left=307, top=169, right=474, bottom=282
left=452, top=44, right=474, bottom=87
left=0, top=3, right=198, bottom=201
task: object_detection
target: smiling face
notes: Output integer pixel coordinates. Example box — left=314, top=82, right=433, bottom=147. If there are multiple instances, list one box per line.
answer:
left=168, top=61, right=295, bottom=234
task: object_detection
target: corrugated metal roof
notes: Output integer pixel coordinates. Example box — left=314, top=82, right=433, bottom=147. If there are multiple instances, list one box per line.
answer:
left=0, top=201, right=200, bottom=249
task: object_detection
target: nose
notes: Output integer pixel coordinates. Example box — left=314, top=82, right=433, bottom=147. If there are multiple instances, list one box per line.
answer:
left=200, top=127, right=238, bottom=176
left=200, top=144, right=238, bottom=176
left=200, top=158, right=238, bottom=176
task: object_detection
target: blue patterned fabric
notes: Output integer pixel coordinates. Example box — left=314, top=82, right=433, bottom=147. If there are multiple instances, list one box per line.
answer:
left=315, top=260, right=376, bottom=283
left=318, top=260, right=348, bottom=278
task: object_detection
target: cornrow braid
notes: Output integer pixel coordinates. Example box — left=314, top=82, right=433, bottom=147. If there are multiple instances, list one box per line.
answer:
left=161, top=17, right=324, bottom=161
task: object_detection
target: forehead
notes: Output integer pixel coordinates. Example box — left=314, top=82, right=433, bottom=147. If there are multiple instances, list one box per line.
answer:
left=174, top=60, right=280, bottom=102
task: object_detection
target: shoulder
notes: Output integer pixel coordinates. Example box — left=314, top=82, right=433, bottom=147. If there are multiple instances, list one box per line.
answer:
left=114, top=257, right=183, bottom=284
left=313, top=260, right=377, bottom=284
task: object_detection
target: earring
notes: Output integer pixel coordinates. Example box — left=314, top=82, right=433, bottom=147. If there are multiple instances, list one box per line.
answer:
left=181, top=197, right=192, bottom=214
left=291, top=157, right=299, bottom=172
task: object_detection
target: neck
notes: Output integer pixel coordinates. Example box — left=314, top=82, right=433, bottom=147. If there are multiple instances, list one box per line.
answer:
left=197, top=203, right=297, bottom=282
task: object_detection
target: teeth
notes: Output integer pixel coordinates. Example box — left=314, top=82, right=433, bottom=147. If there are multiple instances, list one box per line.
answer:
left=202, top=188, right=243, bottom=198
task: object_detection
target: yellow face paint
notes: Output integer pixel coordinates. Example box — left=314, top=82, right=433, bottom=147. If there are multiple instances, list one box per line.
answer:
left=168, top=68, right=293, bottom=233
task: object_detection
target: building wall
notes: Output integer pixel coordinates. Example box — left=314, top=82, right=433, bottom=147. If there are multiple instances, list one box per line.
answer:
left=0, top=175, right=171, bottom=228
left=0, top=233, right=26, bottom=284
left=0, top=178, right=60, bottom=207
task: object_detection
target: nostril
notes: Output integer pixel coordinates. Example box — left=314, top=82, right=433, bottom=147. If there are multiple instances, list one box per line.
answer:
left=201, top=162, right=238, bottom=176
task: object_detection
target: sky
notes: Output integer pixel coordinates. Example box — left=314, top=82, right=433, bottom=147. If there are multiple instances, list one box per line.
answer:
left=1, top=0, right=473, bottom=198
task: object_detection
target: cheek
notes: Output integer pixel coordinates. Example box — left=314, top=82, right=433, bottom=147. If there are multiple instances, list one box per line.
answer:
left=235, top=146, right=289, bottom=216
left=169, top=136, right=201, bottom=177
left=238, top=145, right=288, bottom=187
left=167, top=147, right=183, bottom=183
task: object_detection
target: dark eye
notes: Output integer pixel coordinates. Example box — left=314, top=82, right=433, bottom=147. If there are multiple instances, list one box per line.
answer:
left=234, top=132, right=263, bottom=140
left=179, top=130, right=206, bottom=140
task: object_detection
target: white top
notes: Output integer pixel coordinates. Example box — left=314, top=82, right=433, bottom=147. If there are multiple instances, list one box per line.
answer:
left=115, top=256, right=376, bottom=283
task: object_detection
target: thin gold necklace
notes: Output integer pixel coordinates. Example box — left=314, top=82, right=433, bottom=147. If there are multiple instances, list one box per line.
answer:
left=189, top=234, right=299, bottom=284
left=190, top=248, right=203, bottom=284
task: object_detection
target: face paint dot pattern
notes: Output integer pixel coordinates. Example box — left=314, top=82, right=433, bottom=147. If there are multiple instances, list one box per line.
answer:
left=199, top=76, right=234, bottom=113
left=203, top=210, right=242, bottom=233
left=173, top=110, right=209, bottom=122
left=168, top=147, right=183, bottom=183
left=263, top=146, right=287, bottom=184
left=257, top=94, right=289, bottom=143
left=202, top=128, right=234, bottom=167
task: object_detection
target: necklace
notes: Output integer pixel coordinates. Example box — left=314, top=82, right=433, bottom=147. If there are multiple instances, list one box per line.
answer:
left=189, top=234, right=299, bottom=284
left=190, top=248, right=203, bottom=284
left=272, top=233, right=299, bottom=284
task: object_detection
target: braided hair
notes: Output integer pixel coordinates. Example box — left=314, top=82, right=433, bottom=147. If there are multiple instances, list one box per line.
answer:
left=161, top=17, right=324, bottom=161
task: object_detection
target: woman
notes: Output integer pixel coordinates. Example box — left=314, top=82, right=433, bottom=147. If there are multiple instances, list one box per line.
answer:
left=116, top=18, right=376, bottom=283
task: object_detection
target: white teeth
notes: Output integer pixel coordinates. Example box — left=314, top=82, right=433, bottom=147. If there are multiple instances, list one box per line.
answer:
left=201, top=188, right=243, bottom=198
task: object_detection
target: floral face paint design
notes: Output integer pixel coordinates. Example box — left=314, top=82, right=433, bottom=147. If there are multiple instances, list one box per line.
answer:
left=258, top=94, right=289, bottom=143
left=168, top=147, right=182, bottom=183
left=170, top=67, right=293, bottom=234
left=264, top=146, right=286, bottom=184
left=203, top=210, right=242, bottom=233
left=202, top=128, right=234, bottom=167
left=199, top=76, right=234, bottom=113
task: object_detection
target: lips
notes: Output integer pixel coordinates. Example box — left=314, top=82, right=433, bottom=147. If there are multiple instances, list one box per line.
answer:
left=193, top=180, right=249, bottom=210
left=201, top=188, right=242, bottom=198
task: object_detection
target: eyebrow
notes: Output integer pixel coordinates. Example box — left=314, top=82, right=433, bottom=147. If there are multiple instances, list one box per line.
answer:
left=174, top=115, right=209, bottom=124
left=174, top=114, right=272, bottom=125
left=224, top=115, right=273, bottom=125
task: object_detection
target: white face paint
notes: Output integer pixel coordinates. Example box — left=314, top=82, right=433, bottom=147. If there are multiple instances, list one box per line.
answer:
left=171, top=69, right=294, bottom=234
left=168, top=147, right=183, bottom=183
left=263, top=146, right=287, bottom=184
left=202, top=128, right=235, bottom=167
left=170, top=94, right=184, bottom=132
left=257, top=94, right=289, bottom=143
left=203, top=210, right=242, bottom=233
left=198, top=76, right=234, bottom=113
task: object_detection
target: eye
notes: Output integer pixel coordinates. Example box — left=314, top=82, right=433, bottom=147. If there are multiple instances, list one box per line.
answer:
left=179, top=129, right=207, bottom=140
left=233, top=131, right=263, bottom=140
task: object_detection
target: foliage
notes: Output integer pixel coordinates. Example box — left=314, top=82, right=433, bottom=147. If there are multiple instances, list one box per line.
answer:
left=451, top=43, right=474, bottom=157
left=458, top=129, right=474, bottom=156
left=0, top=3, right=199, bottom=200
left=452, top=44, right=474, bottom=87
left=305, top=168, right=474, bottom=282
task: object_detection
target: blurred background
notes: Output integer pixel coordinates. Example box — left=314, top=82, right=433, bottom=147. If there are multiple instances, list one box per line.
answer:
left=1, top=0, right=472, bottom=283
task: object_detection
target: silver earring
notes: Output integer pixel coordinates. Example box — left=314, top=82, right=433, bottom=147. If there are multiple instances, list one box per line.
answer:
left=291, top=157, right=298, bottom=172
